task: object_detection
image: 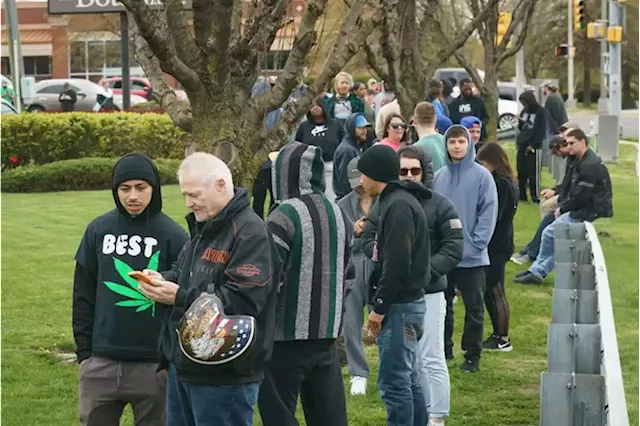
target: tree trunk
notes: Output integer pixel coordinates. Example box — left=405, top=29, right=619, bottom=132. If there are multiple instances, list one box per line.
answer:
left=621, top=61, right=636, bottom=110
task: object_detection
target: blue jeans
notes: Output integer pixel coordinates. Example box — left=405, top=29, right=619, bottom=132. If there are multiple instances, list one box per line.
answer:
left=523, top=211, right=556, bottom=259
left=377, top=299, right=427, bottom=426
left=529, top=212, right=579, bottom=278
left=166, top=365, right=260, bottom=426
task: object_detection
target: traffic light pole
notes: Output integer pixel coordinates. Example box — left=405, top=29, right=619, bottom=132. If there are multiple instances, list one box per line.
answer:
left=566, top=0, right=576, bottom=108
left=607, top=0, right=621, bottom=117
left=597, top=0, right=609, bottom=114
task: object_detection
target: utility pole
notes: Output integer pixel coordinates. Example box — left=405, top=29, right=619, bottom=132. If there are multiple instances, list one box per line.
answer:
left=120, top=12, right=130, bottom=110
left=566, top=0, right=577, bottom=108
left=4, top=0, right=23, bottom=112
left=607, top=0, right=622, bottom=116
left=597, top=0, right=609, bottom=114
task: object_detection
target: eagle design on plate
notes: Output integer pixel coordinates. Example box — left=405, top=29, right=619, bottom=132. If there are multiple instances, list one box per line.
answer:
left=177, top=294, right=255, bottom=365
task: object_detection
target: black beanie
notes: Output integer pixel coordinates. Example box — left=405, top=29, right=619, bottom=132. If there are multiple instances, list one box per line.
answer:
left=357, top=145, right=400, bottom=183
left=112, top=153, right=157, bottom=188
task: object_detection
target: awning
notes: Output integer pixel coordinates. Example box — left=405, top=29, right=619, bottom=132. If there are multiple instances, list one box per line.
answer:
left=1, top=29, right=51, bottom=44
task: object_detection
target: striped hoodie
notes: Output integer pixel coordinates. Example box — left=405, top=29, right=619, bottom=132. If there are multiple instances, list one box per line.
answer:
left=267, top=142, right=350, bottom=341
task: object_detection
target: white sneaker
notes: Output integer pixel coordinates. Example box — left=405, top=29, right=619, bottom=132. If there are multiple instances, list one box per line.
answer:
left=350, top=376, right=367, bottom=395
left=510, top=253, right=531, bottom=265
left=428, top=420, right=445, bottom=426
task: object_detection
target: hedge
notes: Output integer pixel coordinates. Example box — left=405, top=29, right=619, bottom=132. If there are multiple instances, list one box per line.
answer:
left=1, top=157, right=181, bottom=193
left=1, top=112, right=190, bottom=168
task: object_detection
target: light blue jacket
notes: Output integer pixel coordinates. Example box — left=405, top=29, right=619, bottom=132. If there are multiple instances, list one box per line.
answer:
left=433, top=125, right=498, bottom=267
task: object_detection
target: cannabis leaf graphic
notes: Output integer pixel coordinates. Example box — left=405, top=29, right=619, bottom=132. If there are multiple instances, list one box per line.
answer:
left=105, top=251, right=161, bottom=316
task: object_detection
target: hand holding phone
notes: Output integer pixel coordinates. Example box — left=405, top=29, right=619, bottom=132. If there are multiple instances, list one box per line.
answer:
left=128, top=271, right=154, bottom=285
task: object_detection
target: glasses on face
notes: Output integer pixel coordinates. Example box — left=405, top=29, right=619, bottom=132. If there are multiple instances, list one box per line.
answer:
left=400, top=167, right=422, bottom=177
left=390, top=123, right=406, bottom=130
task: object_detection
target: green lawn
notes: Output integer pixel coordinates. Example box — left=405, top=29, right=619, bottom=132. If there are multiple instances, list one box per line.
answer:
left=2, top=143, right=638, bottom=426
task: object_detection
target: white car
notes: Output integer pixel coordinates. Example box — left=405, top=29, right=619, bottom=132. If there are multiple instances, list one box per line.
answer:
left=26, top=78, right=147, bottom=113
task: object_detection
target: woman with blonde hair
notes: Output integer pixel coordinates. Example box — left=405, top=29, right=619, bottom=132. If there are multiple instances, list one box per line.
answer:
left=325, top=71, right=365, bottom=122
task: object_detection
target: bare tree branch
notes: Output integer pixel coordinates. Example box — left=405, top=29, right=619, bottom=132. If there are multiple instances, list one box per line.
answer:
left=192, top=0, right=216, bottom=51
left=497, top=0, right=538, bottom=65
left=363, top=41, right=389, bottom=80
left=229, top=0, right=244, bottom=45
left=230, top=0, right=289, bottom=62
left=129, top=15, right=193, bottom=132
left=250, top=0, right=384, bottom=154
left=164, top=0, right=206, bottom=70
left=120, top=0, right=203, bottom=91
left=426, top=0, right=499, bottom=73
left=454, top=50, right=484, bottom=89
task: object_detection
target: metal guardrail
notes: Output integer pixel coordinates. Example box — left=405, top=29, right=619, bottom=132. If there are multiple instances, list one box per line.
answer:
left=539, top=222, right=629, bottom=426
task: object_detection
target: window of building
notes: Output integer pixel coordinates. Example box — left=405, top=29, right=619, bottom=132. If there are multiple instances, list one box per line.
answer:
left=264, top=50, right=290, bottom=70
left=1, top=56, right=51, bottom=81
left=69, top=39, right=137, bottom=82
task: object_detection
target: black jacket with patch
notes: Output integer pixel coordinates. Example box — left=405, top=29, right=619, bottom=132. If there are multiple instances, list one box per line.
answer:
left=366, top=180, right=430, bottom=314
left=73, top=154, right=189, bottom=364
left=557, top=149, right=613, bottom=222
left=449, top=95, right=489, bottom=141
left=516, top=105, right=546, bottom=150
left=160, top=189, right=278, bottom=385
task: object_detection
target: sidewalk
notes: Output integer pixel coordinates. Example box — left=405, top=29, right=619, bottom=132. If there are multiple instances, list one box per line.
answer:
left=619, top=140, right=639, bottom=177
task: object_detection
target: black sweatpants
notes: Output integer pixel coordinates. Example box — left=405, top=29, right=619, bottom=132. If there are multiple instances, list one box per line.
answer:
left=258, top=339, right=348, bottom=426
left=516, top=146, right=539, bottom=200
left=484, top=258, right=510, bottom=337
left=444, top=266, right=487, bottom=362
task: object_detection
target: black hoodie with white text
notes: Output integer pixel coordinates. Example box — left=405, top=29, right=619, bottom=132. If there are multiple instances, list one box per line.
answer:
left=72, top=153, right=189, bottom=363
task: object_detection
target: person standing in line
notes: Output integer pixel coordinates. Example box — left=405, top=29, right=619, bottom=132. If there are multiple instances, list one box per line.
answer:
left=516, top=91, right=546, bottom=203
left=338, top=157, right=376, bottom=396
left=414, top=102, right=447, bottom=172
left=259, top=142, right=351, bottom=426
left=542, top=82, right=568, bottom=136
left=373, top=81, right=396, bottom=118
left=295, top=97, right=346, bottom=202
left=434, top=125, right=498, bottom=373
left=425, top=79, right=450, bottom=118
left=357, top=145, right=431, bottom=426
left=136, top=153, right=278, bottom=426
left=325, top=72, right=365, bottom=123
left=378, top=113, right=408, bottom=151
left=333, top=113, right=372, bottom=200
left=476, top=143, right=519, bottom=352
left=1, top=79, right=16, bottom=105
left=436, top=115, right=453, bottom=135
left=59, top=82, right=78, bottom=112
left=460, top=116, right=483, bottom=152
left=352, top=81, right=376, bottom=124
left=396, top=146, right=463, bottom=426
left=73, top=153, right=189, bottom=426
left=448, top=79, right=489, bottom=141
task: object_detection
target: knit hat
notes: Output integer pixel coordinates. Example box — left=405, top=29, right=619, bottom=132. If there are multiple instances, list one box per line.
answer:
left=357, top=145, right=400, bottom=183
left=112, top=153, right=157, bottom=188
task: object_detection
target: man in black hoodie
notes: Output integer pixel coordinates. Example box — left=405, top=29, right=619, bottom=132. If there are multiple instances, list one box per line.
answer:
left=135, top=152, right=277, bottom=426
left=73, top=153, right=189, bottom=426
left=516, top=91, right=546, bottom=203
left=295, top=97, right=345, bottom=201
left=449, top=79, right=489, bottom=141
left=357, top=145, right=430, bottom=426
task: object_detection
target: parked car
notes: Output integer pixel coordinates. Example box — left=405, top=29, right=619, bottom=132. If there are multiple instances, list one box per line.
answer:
left=1, top=98, right=18, bottom=114
left=104, top=76, right=188, bottom=101
left=25, top=79, right=147, bottom=113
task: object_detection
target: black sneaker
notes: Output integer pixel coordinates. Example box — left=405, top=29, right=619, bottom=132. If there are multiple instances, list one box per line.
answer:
left=484, top=336, right=513, bottom=352
left=515, top=270, right=529, bottom=278
left=513, top=272, right=543, bottom=285
left=460, top=359, right=479, bottom=373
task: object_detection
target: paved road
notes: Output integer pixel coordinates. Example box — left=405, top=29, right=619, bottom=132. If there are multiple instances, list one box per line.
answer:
left=569, top=110, right=639, bottom=139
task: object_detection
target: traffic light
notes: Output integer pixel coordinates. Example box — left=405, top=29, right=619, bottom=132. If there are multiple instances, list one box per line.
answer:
left=496, top=11, right=512, bottom=46
left=573, top=0, right=586, bottom=30
left=555, top=44, right=576, bottom=57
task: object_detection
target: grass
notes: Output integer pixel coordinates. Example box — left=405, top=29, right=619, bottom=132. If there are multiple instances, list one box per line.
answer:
left=1, top=143, right=638, bottom=425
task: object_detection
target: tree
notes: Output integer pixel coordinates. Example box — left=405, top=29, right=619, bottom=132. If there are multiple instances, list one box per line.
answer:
left=362, top=0, right=501, bottom=117
left=621, top=0, right=639, bottom=109
left=522, top=0, right=565, bottom=80
left=454, top=0, right=538, bottom=140
left=120, top=0, right=383, bottom=184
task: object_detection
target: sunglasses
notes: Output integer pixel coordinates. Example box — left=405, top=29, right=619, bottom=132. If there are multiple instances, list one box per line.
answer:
left=390, top=123, right=407, bottom=130
left=400, top=167, right=422, bottom=177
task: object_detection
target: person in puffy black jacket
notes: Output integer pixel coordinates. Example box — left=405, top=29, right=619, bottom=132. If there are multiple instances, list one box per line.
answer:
left=476, top=143, right=519, bottom=352
left=135, top=152, right=278, bottom=426
left=516, top=91, right=546, bottom=202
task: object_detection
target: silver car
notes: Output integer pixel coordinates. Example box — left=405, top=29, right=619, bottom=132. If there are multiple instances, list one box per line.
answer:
left=25, top=78, right=146, bottom=112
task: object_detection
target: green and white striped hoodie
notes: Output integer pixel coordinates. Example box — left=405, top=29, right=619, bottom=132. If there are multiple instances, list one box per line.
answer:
left=267, top=142, right=350, bottom=341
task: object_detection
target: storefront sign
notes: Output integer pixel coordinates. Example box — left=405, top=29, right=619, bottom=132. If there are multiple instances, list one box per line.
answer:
left=48, top=0, right=192, bottom=14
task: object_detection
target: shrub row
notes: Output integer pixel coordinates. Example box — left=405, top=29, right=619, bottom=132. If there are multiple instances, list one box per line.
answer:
left=1, top=112, right=190, bottom=168
left=1, top=158, right=181, bottom=193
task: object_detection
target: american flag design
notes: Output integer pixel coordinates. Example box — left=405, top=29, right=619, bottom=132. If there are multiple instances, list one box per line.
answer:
left=177, top=294, right=255, bottom=365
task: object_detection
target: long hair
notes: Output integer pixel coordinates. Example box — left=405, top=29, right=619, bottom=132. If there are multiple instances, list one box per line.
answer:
left=476, top=142, right=515, bottom=182
left=518, top=91, right=540, bottom=110
left=382, top=112, right=406, bottom=139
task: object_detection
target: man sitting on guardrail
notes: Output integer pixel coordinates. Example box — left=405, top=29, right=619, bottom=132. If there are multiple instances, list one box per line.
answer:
left=513, top=129, right=613, bottom=284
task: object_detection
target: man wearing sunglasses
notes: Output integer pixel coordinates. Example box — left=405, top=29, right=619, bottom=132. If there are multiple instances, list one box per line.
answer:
left=514, top=128, right=613, bottom=285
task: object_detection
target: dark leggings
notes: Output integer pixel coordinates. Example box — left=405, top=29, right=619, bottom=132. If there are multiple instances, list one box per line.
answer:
left=516, top=146, right=538, bottom=200
left=484, top=259, right=510, bottom=337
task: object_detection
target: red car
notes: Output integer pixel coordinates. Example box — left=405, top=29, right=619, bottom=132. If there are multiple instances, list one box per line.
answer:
left=104, top=77, right=187, bottom=101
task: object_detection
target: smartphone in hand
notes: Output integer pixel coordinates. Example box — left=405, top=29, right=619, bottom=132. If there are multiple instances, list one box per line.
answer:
left=128, top=271, right=153, bottom=285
